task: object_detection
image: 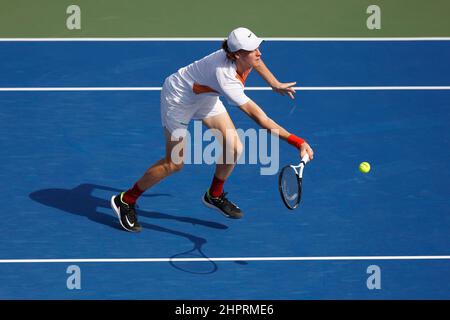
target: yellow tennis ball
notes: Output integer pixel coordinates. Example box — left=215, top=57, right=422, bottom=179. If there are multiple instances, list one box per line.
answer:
left=359, top=162, right=371, bottom=173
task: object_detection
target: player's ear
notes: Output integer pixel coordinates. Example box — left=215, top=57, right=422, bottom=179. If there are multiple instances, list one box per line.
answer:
left=234, top=49, right=246, bottom=60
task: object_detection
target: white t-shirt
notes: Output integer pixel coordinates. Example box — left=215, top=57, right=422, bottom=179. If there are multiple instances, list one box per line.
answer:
left=165, top=49, right=251, bottom=107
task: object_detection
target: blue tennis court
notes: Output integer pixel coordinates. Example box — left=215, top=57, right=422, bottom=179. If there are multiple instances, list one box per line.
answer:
left=0, top=40, right=449, bottom=299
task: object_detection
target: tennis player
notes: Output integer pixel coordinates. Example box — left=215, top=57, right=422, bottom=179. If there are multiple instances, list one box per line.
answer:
left=111, top=27, right=314, bottom=232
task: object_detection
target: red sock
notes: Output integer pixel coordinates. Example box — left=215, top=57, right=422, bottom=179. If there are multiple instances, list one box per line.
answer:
left=123, top=183, right=144, bottom=205
left=209, top=175, right=225, bottom=198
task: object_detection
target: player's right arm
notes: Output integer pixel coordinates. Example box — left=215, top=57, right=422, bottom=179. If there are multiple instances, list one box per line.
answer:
left=239, top=99, right=314, bottom=160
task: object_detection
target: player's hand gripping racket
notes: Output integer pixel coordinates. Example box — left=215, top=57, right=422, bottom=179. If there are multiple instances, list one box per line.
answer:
left=278, top=154, right=310, bottom=210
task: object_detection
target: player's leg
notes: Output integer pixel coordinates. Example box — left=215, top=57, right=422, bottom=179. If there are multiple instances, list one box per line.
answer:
left=111, top=78, right=191, bottom=232
left=203, top=111, right=243, bottom=181
left=201, top=111, right=244, bottom=219
left=111, top=129, right=186, bottom=232
left=133, top=128, right=185, bottom=192
left=111, top=129, right=185, bottom=232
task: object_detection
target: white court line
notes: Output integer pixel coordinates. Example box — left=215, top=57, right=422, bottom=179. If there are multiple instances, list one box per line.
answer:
left=1, top=256, right=450, bottom=264
left=1, top=37, right=450, bottom=42
left=0, top=87, right=163, bottom=92
left=1, top=86, right=450, bottom=92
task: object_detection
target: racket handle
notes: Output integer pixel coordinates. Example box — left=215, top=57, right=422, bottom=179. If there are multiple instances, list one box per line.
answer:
left=301, top=153, right=310, bottom=164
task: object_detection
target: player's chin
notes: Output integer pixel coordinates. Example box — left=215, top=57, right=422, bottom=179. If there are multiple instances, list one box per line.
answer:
left=252, top=59, right=262, bottom=67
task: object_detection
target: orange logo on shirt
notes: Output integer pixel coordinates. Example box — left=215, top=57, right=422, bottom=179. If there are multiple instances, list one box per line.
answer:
left=192, top=83, right=219, bottom=95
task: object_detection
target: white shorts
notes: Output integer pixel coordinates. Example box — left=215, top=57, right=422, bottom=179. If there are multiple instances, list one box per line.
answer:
left=160, top=78, right=227, bottom=138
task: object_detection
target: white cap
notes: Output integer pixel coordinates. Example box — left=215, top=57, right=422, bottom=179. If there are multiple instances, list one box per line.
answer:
left=227, top=27, right=263, bottom=52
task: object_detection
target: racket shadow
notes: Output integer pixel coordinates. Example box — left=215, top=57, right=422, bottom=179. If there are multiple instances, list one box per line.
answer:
left=138, top=222, right=218, bottom=274
left=169, top=238, right=218, bottom=275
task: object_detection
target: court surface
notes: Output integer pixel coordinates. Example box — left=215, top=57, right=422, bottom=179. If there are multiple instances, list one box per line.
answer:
left=0, top=40, right=449, bottom=299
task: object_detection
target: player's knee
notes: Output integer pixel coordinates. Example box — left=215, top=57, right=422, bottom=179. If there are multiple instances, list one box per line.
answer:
left=161, top=158, right=183, bottom=174
left=224, top=141, right=243, bottom=164
left=168, top=160, right=184, bottom=173
left=235, top=141, right=243, bottom=159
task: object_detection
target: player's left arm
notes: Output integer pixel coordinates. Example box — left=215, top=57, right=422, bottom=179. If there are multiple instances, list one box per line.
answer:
left=239, top=99, right=314, bottom=160
left=253, top=59, right=297, bottom=99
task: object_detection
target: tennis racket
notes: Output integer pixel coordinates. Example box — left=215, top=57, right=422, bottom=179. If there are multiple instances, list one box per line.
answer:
left=278, top=154, right=310, bottom=210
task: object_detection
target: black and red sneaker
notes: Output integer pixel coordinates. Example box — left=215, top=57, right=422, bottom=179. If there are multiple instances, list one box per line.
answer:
left=202, top=191, right=243, bottom=219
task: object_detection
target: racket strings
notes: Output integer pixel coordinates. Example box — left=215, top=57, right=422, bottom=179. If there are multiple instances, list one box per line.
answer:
left=279, top=166, right=301, bottom=209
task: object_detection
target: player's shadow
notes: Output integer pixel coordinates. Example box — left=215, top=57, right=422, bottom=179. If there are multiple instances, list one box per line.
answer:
left=29, top=183, right=228, bottom=231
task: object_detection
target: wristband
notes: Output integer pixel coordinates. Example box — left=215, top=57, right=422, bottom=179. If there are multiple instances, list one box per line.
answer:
left=287, top=134, right=305, bottom=150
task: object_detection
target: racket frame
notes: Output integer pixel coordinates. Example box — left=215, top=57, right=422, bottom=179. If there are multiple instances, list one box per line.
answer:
left=278, top=154, right=310, bottom=210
